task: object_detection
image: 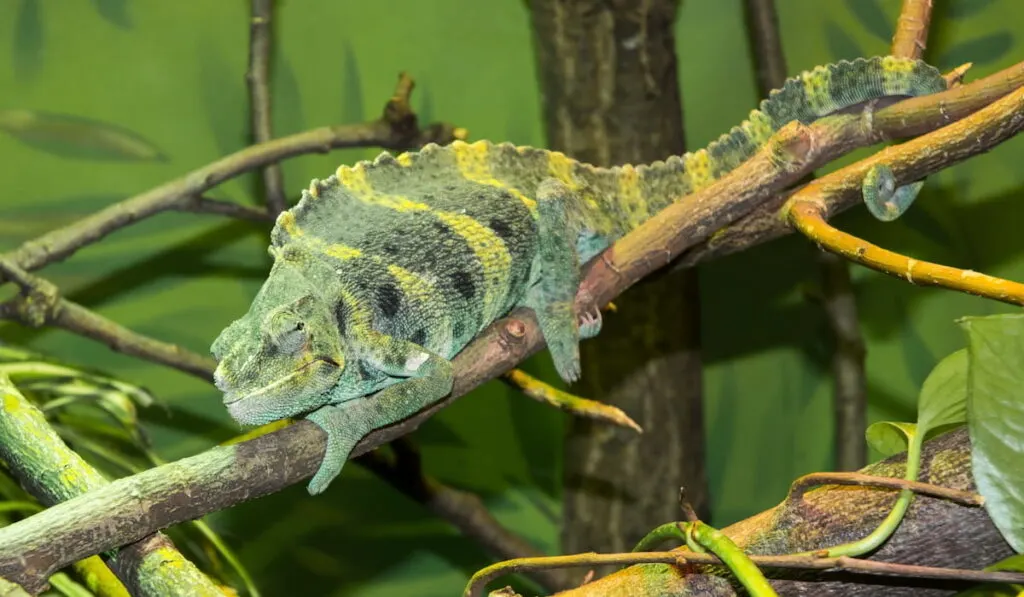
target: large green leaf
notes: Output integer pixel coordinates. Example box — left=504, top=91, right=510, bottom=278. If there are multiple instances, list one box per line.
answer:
left=960, top=313, right=1024, bottom=553
left=916, top=349, right=968, bottom=443
left=865, top=421, right=916, bottom=457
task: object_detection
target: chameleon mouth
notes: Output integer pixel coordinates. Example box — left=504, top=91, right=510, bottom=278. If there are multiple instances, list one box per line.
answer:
left=222, top=357, right=339, bottom=406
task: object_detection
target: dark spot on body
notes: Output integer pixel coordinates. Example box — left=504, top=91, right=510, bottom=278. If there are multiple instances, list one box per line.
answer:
left=410, top=328, right=427, bottom=346
left=333, top=301, right=347, bottom=336
left=376, top=283, right=402, bottom=318
left=450, top=271, right=476, bottom=300
left=487, top=218, right=514, bottom=243
left=453, top=320, right=465, bottom=340
left=382, top=242, right=398, bottom=255
left=432, top=221, right=448, bottom=234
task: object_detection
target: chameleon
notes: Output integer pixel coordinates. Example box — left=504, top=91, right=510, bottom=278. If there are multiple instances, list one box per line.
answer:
left=211, top=56, right=945, bottom=495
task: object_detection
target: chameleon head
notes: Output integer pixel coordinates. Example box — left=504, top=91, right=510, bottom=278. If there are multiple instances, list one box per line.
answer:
left=211, top=260, right=344, bottom=426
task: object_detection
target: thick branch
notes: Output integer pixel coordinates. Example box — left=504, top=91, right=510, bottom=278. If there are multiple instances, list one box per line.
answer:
left=680, top=59, right=1024, bottom=266
left=0, top=73, right=461, bottom=284
left=0, top=376, right=220, bottom=596
left=246, top=0, right=288, bottom=215
left=0, top=57, right=1019, bottom=584
left=547, top=428, right=1015, bottom=596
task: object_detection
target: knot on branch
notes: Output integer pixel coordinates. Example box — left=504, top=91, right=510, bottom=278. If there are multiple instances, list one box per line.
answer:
left=767, top=121, right=814, bottom=173
left=380, top=72, right=468, bottom=149
left=0, top=259, right=60, bottom=327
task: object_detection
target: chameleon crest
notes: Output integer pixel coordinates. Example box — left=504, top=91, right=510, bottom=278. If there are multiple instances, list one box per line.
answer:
left=212, top=56, right=945, bottom=494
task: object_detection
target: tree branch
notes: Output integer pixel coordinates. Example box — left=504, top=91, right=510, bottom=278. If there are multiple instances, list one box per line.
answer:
left=0, top=257, right=217, bottom=380
left=0, top=72, right=462, bottom=284
left=0, top=376, right=221, bottom=596
left=543, top=428, right=1019, bottom=596
left=0, top=56, right=1020, bottom=588
left=170, top=195, right=274, bottom=222
left=246, top=0, right=288, bottom=215
left=891, top=0, right=933, bottom=61
left=679, top=59, right=1024, bottom=266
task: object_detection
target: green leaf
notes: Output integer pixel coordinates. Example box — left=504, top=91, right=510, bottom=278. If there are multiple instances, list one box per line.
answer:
left=824, top=20, right=864, bottom=62
left=865, top=421, right=916, bottom=457
left=960, top=313, right=1024, bottom=553
left=947, top=0, right=997, bottom=20
left=90, top=0, right=132, bottom=29
left=0, top=109, right=166, bottom=162
left=844, top=0, right=892, bottom=42
left=916, top=349, right=968, bottom=442
left=13, top=0, right=43, bottom=82
left=939, top=32, right=1013, bottom=69
left=950, top=553, right=1024, bottom=596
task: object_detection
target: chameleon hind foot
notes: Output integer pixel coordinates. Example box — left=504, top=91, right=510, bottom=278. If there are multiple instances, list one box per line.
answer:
left=578, top=307, right=602, bottom=339
left=863, top=164, right=924, bottom=222
left=528, top=177, right=586, bottom=384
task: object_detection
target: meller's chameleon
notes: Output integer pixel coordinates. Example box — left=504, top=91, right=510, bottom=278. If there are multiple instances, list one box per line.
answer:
left=211, top=56, right=945, bottom=494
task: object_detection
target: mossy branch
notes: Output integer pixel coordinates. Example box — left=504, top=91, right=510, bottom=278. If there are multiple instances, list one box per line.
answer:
left=0, top=376, right=222, bottom=596
left=540, top=429, right=1021, bottom=596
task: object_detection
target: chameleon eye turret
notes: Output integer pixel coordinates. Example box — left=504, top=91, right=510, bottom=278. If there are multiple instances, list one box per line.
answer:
left=212, top=56, right=946, bottom=495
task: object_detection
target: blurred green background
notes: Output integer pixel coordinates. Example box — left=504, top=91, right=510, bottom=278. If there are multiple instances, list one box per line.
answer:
left=1, top=0, right=1021, bottom=595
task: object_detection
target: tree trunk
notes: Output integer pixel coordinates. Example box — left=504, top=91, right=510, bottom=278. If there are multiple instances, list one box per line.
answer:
left=527, top=0, right=708, bottom=580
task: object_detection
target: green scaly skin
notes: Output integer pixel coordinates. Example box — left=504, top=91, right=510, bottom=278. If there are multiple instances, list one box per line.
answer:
left=211, top=56, right=946, bottom=495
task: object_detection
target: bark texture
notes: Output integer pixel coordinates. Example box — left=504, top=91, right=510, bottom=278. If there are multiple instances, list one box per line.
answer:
left=528, top=0, right=708, bottom=580
left=553, top=427, right=1015, bottom=596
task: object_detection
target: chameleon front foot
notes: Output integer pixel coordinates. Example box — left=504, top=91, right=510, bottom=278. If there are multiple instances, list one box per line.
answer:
left=305, top=403, right=364, bottom=495
left=862, top=164, right=924, bottom=222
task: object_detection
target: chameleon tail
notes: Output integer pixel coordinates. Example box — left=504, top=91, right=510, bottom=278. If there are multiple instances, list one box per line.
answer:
left=597, top=56, right=945, bottom=231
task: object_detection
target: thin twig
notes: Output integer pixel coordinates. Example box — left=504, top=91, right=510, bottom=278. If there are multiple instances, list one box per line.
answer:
left=463, top=550, right=1024, bottom=597
left=356, top=442, right=574, bottom=593
left=246, top=0, right=288, bottom=215
left=891, top=0, right=933, bottom=60
left=0, top=73, right=462, bottom=285
left=0, top=258, right=216, bottom=380
left=500, top=368, right=641, bottom=432
left=172, top=195, right=274, bottom=222
left=787, top=471, right=983, bottom=505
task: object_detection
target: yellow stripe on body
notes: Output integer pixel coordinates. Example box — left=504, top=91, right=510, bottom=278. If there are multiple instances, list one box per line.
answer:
left=881, top=55, right=916, bottom=91
left=276, top=211, right=304, bottom=237
left=616, top=164, right=650, bottom=229
left=800, top=66, right=834, bottom=116
left=433, top=211, right=512, bottom=323
left=336, top=163, right=431, bottom=212
left=684, top=149, right=714, bottom=191
left=387, top=263, right=454, bottom=354
left=337, top=154, right=514, bottom=325
left=451, top=140, right=538, bottom=215
left=324, top=244, right=362, bottom=261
